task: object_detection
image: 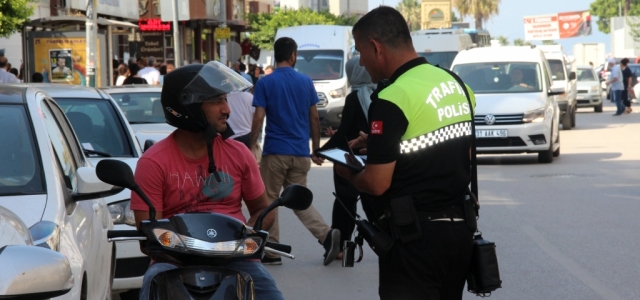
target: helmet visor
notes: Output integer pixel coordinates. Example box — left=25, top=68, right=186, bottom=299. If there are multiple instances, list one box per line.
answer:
left=179, top=61, right=253, bottom=105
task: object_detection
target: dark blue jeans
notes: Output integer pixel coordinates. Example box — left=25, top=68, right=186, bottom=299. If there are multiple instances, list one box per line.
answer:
left=613, top=89, right=625, bottom=115
left=139, top=261, right=284, bottom=300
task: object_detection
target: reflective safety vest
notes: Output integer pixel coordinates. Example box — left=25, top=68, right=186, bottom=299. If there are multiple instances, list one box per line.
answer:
left=378, top=64, right=476, bottom=154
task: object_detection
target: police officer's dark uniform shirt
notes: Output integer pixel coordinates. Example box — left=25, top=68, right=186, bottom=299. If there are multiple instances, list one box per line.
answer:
left=366, top=57, right=476, bottom=216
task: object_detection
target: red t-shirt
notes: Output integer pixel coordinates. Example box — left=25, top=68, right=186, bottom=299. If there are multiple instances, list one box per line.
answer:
left=130, top=132, right=264, bottom=223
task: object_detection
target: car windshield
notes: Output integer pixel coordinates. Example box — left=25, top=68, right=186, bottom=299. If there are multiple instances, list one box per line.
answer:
left=547, top=59, right=566, bottom=81
left=418, top=51, right=458, bottom=70
left=577, top=68, right=597, bottom=81
left=109, top=92, right=164, bottom=124
left=0, top=104, right=45, bottom=196
left=295, top=50, right=344, bottom=80
left=452, top=62, right=543, bottom=94
left=56, top=98, right=135, bottom=157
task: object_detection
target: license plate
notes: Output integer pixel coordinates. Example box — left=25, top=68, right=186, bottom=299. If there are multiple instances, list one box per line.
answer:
left=476, top=130, right=508, bottom=138
left=576, top=95, right=585, bottom=100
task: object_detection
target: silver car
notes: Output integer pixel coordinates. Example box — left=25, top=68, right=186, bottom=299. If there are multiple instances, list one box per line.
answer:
left=575, top=66, right=603, bottom=112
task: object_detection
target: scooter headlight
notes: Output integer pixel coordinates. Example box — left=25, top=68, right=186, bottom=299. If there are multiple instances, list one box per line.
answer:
left=153, top=229, right=186, bottom=249
left=179, top=236, right=264, bottom=257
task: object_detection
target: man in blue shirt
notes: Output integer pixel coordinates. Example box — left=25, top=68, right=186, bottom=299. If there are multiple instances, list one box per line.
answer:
left=249, top=37, right=340, bottom=266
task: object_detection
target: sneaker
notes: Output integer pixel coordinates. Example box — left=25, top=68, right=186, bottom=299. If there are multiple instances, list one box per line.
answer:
left=322, top=229, right=341, bottom=266
left=261, top=256, right=282, bottom=265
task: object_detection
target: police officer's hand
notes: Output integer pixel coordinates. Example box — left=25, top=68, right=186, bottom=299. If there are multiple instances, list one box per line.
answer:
left=311, top=153, right=324, bottom=166
left=348, top=131, right=368, bottom=154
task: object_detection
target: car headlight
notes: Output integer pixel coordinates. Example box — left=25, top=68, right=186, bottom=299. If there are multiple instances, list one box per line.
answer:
left=108, top=200, right=136, bottom=226
left=590, top=85, right=599, bottom=93
left=329, top=86, right=346, bottom=98
left=522, top=108, right=546, bottom=123
left=30, top=221, right=60, bottom=251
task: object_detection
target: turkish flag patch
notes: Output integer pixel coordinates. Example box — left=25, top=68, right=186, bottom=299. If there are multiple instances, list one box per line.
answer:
left=371, top=121, right=383, bottom=134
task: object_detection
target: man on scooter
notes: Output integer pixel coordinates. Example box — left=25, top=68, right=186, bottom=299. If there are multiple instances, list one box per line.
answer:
left=130, top=61, right=283, bottom=299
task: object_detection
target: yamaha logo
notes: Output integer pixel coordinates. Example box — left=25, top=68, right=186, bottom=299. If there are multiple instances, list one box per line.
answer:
left=206, top=229, right=217, bottom=238
left=484, top=115, right=496, bottom=125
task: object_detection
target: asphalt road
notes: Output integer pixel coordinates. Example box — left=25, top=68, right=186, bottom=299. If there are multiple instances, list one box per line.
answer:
left=267, top=100, right=640, bottom=300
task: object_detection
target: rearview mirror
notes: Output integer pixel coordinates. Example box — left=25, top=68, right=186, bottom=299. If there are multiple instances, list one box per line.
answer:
left=0, top=245, right=73, bottom=298
left=279, top=184, right=313, bottom=211
left=143, top=139, right=156, bottom=152
left=548, top=85, right=566, bottom=96
left=569, top=71, right=576, bottom=81
left=96, top=159, right=137, bottom=190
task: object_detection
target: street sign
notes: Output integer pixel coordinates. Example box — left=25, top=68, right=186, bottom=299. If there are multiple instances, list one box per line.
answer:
left=215, top=28, right=231, bottom=39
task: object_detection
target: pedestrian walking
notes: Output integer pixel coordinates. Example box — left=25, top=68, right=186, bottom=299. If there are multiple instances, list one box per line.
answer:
left=620, top=58, right=633, bottom=113
left=606, top=58, right=625, bottom=116
left=249, top=37, right=340, bottom=266
left=335, top=6, right=476, bottom=299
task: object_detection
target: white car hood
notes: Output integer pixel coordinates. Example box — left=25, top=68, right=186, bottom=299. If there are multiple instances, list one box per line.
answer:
left=576, top=81, right=599, bottom=90
left=87, top=157, right=139, bottom=205
left=474, top=92, right=547, bottom=115
left=0, top=195, right=47, bottom=228
left=131, top=123, right=174, bottom=146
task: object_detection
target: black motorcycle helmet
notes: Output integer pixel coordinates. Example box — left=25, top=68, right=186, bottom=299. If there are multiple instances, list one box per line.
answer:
left=161, top=61, right=252, bottom=133
left=160, top=61, right=252, bottom=181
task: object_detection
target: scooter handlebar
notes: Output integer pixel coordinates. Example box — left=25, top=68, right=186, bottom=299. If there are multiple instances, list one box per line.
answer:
left=108, top=230, right=143, bottom=239
left=265, top=242, right=292, bottom=254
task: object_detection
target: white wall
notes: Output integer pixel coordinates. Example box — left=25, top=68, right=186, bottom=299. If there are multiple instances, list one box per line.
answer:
left=329, top=0, right=366, bottom=16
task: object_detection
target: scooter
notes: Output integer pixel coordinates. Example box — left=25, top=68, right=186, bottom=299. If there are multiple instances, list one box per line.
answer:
left=96, top=159, right=312, bottom=300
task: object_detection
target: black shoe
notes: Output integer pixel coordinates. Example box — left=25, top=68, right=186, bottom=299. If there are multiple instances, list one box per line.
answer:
left=261, top=256, right=282, bottom=265
left=322, top=229, right=341, bottom=266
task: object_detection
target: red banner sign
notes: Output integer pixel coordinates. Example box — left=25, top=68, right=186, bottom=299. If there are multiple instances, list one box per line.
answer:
left=139, top=19, right=171, bottom=31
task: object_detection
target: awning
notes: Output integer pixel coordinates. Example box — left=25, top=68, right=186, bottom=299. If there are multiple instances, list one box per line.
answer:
left=25, top=16, right=138, bottom=30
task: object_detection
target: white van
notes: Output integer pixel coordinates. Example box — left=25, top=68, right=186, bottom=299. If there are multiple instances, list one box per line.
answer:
left=411, top=28, right=473, bottom=70
left=275, top=25, right=354, bottom=130
left=538, top=45, right=577, bottom=130
left=450, top=45, right=563, bottom=163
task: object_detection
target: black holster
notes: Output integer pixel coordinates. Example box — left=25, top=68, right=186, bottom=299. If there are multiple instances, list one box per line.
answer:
left=355, top=218, right=393, bottom=258
left=387, top=195, right=423, bottom=244
left=463, top=192, right=479, bottom=233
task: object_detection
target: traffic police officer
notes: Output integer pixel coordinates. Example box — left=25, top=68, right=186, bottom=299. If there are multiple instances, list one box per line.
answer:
left=335, top=6, right=477, bottom=300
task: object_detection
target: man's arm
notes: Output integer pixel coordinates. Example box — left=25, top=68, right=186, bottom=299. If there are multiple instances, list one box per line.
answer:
left=244, top=191, right=274, bottom=230
left=336, top=162, right=395, bottom=196
left=250, top=107, right=265, bottom=151
left=310, top=105, right=322, bottom=165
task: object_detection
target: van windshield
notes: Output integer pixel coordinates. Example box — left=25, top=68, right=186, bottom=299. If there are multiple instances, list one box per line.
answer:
left=548, top=59, right=566, bottom=81
left=296, top=50, right=344, bottom=80
left=452, top=62, right=542, bottom=94
left=418, top=52, right=458, bottom=70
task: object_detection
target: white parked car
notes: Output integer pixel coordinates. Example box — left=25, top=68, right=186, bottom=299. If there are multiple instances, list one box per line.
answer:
left=0, top=84, right=119, bottom=299
left=451, top=46, right=562, bottom=163
left=101, top=85, right=172, bottom=150
left=538, top=45, right=577, bottom=130
left=575, top=66, right=603, bottom=112
left=33, top=84, right=148, bottom=299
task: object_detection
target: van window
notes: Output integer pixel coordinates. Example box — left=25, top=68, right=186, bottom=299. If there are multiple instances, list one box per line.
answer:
left=296, top=50, right=344, bottom=80
left=548, top=59, right=566, bottom=81
left=452, top=62, right=542, bottom=94
left=418, top=52, right=458, bottom=70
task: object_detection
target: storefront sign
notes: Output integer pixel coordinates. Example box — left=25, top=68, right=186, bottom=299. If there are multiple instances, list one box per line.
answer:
left=215, top=27, right=231, bottom=39
left=140, top=32, right=165, bottom=60
left=524, top=10, right=591, bottom=41
left=139, top=19, right=171, bottom=31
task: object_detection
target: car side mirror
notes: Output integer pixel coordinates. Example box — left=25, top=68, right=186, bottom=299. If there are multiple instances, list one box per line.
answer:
left=143, top=139, right=156, bottom=152
left=72, top=166, right=124, bottom=201
left=0, top=245, right=73, bottom=298
left=569, top=71, right=576, bottom=81
left=548, top=86, right=566, bottom=96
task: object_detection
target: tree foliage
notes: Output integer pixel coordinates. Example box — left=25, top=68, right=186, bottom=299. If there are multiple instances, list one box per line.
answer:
left=247, top=9, right=355, bottom=50
left=513, top=38, right=531, bottom=46
left=0, top=0, right=34, bottom=38
left=497, top=35, right=508, bottom=46
left=542, top=40, right=557, bottom=45
left=454, top=0, right=500, bottom=30
left=396, top=0, right=421, bottom=31
left=590, top=0, right=640, bottom=34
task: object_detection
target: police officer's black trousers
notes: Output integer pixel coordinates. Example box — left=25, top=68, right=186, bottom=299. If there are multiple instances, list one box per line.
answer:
left=378, top=220, right=474, bottom=300
left=330, top=167, right=374, bottom=250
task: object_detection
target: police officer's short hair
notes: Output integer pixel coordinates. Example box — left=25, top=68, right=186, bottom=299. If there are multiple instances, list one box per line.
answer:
left=352, top=6, right=412, bottom=49
left=274, top=37, right=297, bottom=63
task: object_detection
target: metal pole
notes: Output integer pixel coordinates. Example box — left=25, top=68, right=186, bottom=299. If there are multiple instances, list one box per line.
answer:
left=220, top=0, right=227, bottom=66
left=172, top=0, right=181, bottom=67
left=108, top=25, right=114, bottom=86
left=86, top=0, right=98, bottom=87
left=347, top=0, right=350, bottom=16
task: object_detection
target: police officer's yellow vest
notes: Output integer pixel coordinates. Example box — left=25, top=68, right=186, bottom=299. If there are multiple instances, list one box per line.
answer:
left=378, top=64, right=475, bottom=153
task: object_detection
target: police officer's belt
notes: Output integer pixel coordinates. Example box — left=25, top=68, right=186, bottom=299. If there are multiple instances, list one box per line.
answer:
left=381, top=204, right=465, bottom=222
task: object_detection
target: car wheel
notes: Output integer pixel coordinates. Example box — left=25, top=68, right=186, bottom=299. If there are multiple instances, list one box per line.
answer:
left=594, top=102, right=603, bottom=113
left=538, top=130, right=554, bottom=163
left=570, top=106, right=576, bottom=127
left=561, top=112, right=572, bottom=130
